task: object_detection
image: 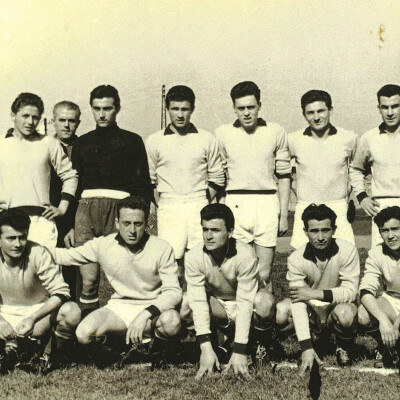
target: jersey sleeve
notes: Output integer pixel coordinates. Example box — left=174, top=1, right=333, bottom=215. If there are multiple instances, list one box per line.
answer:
left=275, top=126, right=291, bottom=176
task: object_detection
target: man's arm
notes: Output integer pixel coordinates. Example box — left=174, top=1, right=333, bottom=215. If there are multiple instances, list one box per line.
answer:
left=206, top=134, right=225, bottom=203
left=131, top=136, right=152, bottom=202
left=48, top=238, right=100, bottom=266
left=145, top=135, right=159, bottom=205
left=215, top=129, right=228, bottom=204
left=278, top=176, right=291, bottom=236
left=185, top=251, right=219, bottom=379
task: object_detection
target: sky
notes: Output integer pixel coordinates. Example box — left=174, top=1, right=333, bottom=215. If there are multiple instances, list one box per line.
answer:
left=1, top=0, right=399, bottom=138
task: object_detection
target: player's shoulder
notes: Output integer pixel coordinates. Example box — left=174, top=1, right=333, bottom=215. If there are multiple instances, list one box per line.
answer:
left=360, top=126, right=380, bottom=141
left=146, top=129, right=165, bottom=142
left=185, top=242, right=204, bottom=261
left=234, top=239, right=257, bottom=260
left=116, top=127, right=143, bottom=142
left=367, top=243, right=386, bottom=259
left=288, top=128, right=306, bottom=142
left=335, top=238, right=357, bottom=256
left=146, top=234, right=175, bottom=254
left=74, top=129, right=97, bottom=145
left=25, top=241, right=53, bottom=261
left=215, top=123, right=235, bottom=136
left=265, top=121, right=285, bottom=132
left=288, top=244, right=308, bottom=264
left=334, top=127, right=357, bottom=141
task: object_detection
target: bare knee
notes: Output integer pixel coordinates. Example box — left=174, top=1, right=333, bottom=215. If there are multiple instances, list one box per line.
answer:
left=276, top=299, right=292, bottom=326
left=157, top=310, right=181, bottom=337
left=254, top=290, right=276, bottom=319
left=76, top=319, right=98, bottom=345
left=332, top=304, right=357, bottom=328
left=357, top=304, right=372, bottom=327
left=180, top=294, right=193, bottom=323
left=58, top=302, right=81, bottom=329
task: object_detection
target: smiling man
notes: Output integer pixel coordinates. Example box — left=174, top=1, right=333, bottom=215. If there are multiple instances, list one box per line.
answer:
left=48, top=196, right=182, bottom=367
left=0, top=93, right=78, bottom=249
left=184, top=204, right=275, bottom=379
left=146, top=85, right=224, bottom=277
left=350, top=84, right=400, bottom=246
left=275, top=204, right=360, bottom=373
left=71, top=85, right=151, bottom=317
left=216, top=81, right=291, bottom=292
left=358, top=206, right=400, bottom=367
left=289, top=90, right=358, bottom=249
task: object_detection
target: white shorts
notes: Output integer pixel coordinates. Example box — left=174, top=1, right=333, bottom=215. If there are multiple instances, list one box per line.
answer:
left=28, top=216, right=58, bottom=249
left=225, top=193, right=279, bottom=247
left=157, top=192, right=208, bottom=259
left=0, top=303, right=44, bottom=332
left=371, top=198, right=400, bottom=247
left=291, top=199, right=355, bottom=250
left=217, top=299, right=237, bottom=323
left=381, top=292, right=400, bottom=316
left=104, top=299, right=154, bottom=342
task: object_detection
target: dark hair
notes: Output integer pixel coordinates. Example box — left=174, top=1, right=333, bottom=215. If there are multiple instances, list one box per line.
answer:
left=0, top=209, right=31, bottom=234
left=53, top=101, right=81, bottom=119
left=230, top=81, right=260, bottom=103
left=166, top=85, right=195, bottom=109
left=11, top=93, right=44, bottom=116
left=116, top=195, right=150, bottom=220
left=200, top=203, right=235, bottom=231
left=301, top=90, right=332, bottom=112
left=377, top=84, right=400, bottom=103
left=90, top=85, right=121, bottom=109
left=374, top=206, right=400, bottom=228
left=302, top=204, right=337, bottom=230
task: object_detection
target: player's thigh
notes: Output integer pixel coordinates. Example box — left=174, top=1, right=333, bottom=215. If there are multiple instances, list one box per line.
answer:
left=74, top=199, right=95, bottom=246
left=32, top=314, right=52, bottom=338
left=377, top=294, right=399, bottom=323
left=290, top=202, right=309, bottom=250
left=225, top=194, right=253, bottom=243
left=187, top=197, right=208, bottom=250
left=209, top=297, right=230, bottom=325
left=331, top=202, right=355, bottom=245
left=254, top=194, right=279, bottom=248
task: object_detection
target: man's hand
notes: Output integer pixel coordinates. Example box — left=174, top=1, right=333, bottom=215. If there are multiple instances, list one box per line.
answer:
left=360, top=197, right=380, bottom=217
left=278, top=214, right=289, bottom=237
left=42, top=205, right=64, bottom=220
left=195, top=343, right=220, bottom=380
left=0, top=319, right=16, bottom=340
left=0, top=200, right=7, bottom=211
left=64, top=228, right=76, bottom=248
left=126, top=310, right=151, bottom=345
left=299, top=348, right=322, bottom=376
left=378, top=315, right=399, bottom=348
left=16, top=316, right=36, bottom=337
left=223, top=352, right=251, bottom=379
left=290, top=286, right=321, bottom=303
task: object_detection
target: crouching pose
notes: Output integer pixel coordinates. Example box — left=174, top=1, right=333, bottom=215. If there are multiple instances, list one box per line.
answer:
left=0, top=209, right=80, bottom=374
left=49, top=196, right=182, bottom=367
left=183, top=204, right=276, bottom=380
left=358, top=206, right=400, bottom=367
left=276, top=204, right=360, bottom=374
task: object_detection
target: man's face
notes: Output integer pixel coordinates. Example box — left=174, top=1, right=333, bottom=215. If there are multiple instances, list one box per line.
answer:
left=379, top=218, right=400, bottom=252
left=233, top=95, right=261, bottom=132
left=0, top=225, right=28, bottom=260
left=53, top=108, right=80, bottom=141
left=378, top=95, right=400, bottom=129
left=167, top=100, right=193, bottom=131
left=11, top=105, right=41, bottom=137
left=116, top=208, right=146, bottom=247
left=91, top=97, right=119, bottom=128
left=303, top=101, right=331, bottom=132
left=304, top=218, right=335, bottom=251
left=202, top=218, right=232, bottom=252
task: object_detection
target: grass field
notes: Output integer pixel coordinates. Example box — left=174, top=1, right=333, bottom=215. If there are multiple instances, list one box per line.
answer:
left=1, top=211, right=399, bottom=400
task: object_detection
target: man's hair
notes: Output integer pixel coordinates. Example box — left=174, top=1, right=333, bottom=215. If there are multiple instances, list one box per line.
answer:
left=90, top=85, right=121, bottom=109
left=200, top=203, right=235, bottom=231
left=116, top=195, right=150, bottom=220
left=230, top=81, right=261, bottom=103
left=374, top=206, right=400, bottom=228
left=11, top=93, right=44, bottom=116
left=0, top=209, right=31, bottom=234
left=302, top=204, right=337, bottom=230
left=301, top=90, right=332, bottom=112
left=53, top=101, right=81, bottom=120
left=165, top=85, right=195, bottom=109
left=377, top=84, right=400, bottom=103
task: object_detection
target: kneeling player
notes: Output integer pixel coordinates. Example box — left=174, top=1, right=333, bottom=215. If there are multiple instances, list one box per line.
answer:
left=184, top=204, right=276, bottom=380
left=276, top=204, right=360, bottom=374
left=0, top=209, right=80, bottom=374
left=358, top=206, right=400, bottom=367
left=49, top=196, right=182, bottom=367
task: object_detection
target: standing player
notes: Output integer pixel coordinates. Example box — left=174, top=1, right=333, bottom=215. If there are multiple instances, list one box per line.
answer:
left=289, top=90, right=358, bottom=249
left=0, top=209, right=80, bottom=374
left=49, top=196, right=182, bottom=367
left=184, top=204, right=276, bottom=379
left=358, top=206, right=400, bottom=366
left=0, top=93, right=78, bottom=248
left=146, top=85, right=224, bottom=277
left=71, top=85, right=152, bottom=317
left=276, top=204, right=360, bottom=372
left=50, top=101, right=81, bottom=301
left=216, top=81, right=291, bottom=290
left=350, top=84, right=400, bottom=246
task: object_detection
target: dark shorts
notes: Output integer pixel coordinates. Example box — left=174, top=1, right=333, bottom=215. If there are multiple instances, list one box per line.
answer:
left=74, top=197, right=119, bottom=246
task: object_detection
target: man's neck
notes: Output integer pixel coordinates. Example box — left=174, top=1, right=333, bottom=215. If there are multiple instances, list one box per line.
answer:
left=12, top=129, right=33, bottom=141
left=96, top=123, right=117, bottom=131
left=210, top=242, right=229, bottom=266
left=311, top=246, right=330, bottom=262
left=383, top=122, right=400, bottom=134
left=388, top=247, right=400, bottom=261
left=311, top=125, right=331, bottom=139
left=1, top=251, right=22, bottom=267
left=170, top=123, right=191, bottom=136
left=57, top=135, right=76, bottom=146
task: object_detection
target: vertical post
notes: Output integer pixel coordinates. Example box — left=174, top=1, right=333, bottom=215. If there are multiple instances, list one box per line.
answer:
left=161, top=85, right=166, bottom=129
left=44, top=118, right=47, bottom=135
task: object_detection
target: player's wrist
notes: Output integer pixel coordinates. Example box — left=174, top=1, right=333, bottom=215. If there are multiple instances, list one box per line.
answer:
left=299, top=338, right=313, bottom=352
left=233, top=342, right=247, bottom=355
